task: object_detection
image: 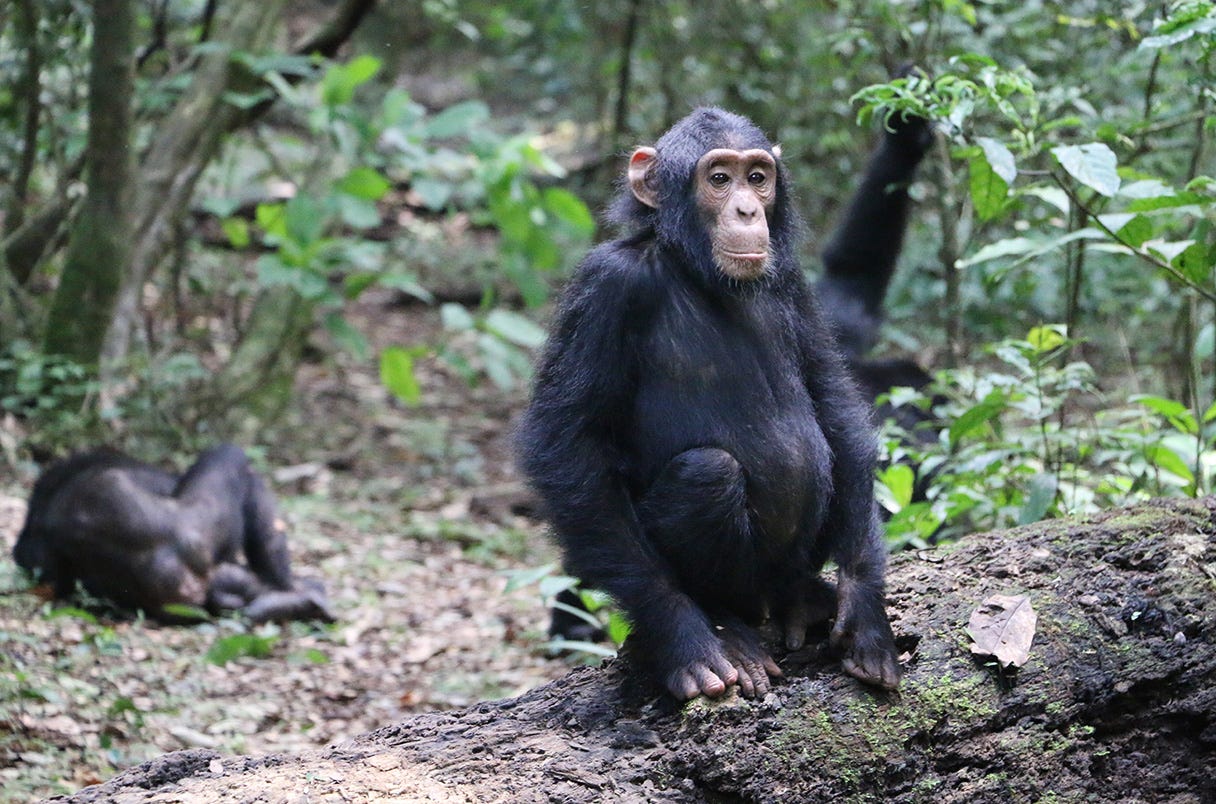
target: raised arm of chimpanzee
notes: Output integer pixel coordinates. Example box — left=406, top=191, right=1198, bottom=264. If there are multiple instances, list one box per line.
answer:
left=816, top=104, right=934, bottom=360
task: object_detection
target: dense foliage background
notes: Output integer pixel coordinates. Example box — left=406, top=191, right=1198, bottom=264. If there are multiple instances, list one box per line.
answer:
left=2, top=1, right=1216, bottom=796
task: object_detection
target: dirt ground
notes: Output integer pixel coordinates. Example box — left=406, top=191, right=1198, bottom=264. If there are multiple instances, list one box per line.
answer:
left=0, top=297, right=585, bottom=802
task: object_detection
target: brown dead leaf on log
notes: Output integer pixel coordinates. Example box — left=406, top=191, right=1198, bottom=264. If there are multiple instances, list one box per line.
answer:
left=967, top=593, right=1037, bottom=668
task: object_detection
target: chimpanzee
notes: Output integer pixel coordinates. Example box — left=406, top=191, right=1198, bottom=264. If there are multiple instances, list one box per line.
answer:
left=542, top=110, right=935, bottom=651
left=12, top=444, right=333, bottom=623
left=518, top=107, right=917, bottom=701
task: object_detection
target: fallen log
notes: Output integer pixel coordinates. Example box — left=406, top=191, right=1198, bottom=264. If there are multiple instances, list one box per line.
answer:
left=56, top=497, right=1216, bottom=803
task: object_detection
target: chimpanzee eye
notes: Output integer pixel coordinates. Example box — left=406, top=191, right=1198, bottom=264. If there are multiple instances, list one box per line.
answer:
left=748, top=171, right=768, bottom=186
left=709, top=172, right=730, bottom=187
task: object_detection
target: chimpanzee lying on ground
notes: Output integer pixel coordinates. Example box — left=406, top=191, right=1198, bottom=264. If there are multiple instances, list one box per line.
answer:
left=12, top=444, right=333, bottom=623
left=519, top=104, right=935, bottom=701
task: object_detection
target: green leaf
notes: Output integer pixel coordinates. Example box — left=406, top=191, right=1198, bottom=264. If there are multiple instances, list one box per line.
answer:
left=207, top=633, right=277, bottom=666
left=1017, top=474, right=1057, bottom=525
left=380, top=346, right=421, bottom=406
left=1052, top=143, right=1120, bottom=197
left=337, top=196, right=382, bottom=230
left=256, top=255, right=329, bottom=299
left=968, top=150, right=1011, bottom=221
left=1133, top=394, right=1198, bottom=435
left=1026, top=325, right=1066, bottom=354
left=255, top=203, right=288, bottom=240
left=220, top=217, right=251, bottom=249
left=606, top=611, right=632, bottom=646
left=542, top=188, right=595, bottom=235
left=338, top=167, right=391, bottom=200
left=411, top=177, right=454, bottom=211
left=440, top=303, right=476, bottom=332
left=424, top=101, right=490, bottom=139
left=321, top=55, right=381, bottom=106
left=1145, top=444, right=1195, bottom=484
left=484, top=309, right=547, bottom=349
left=876, top=464, right=915, bottom=511
left=284, top=195, right=326, bottom=246
left=949, top=389, right=1007, bottom=446
left=324, top=312, right=370, bottom=360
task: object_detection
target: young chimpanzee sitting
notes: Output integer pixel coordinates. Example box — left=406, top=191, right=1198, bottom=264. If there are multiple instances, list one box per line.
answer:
left=13, top=444, right=333, bottom=623
left=518, top=107, right=923, bottom=701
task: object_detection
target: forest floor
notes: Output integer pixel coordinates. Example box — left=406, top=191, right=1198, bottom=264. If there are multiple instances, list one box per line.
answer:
left=0, top=295, right=585, bottom=803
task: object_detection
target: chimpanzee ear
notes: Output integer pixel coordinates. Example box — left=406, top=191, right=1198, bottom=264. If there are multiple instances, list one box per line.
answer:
left=628, top=147, right=660, bottom=209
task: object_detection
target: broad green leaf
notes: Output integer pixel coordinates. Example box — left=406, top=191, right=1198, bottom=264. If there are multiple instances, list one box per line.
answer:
left=1126, top=192, right=1209, bottom=212
left=440, top=303, right=476, bottom=332
left=425, top=100, right=490, bottom=139
left=1017, top=474, right=1058, bottom=525
left=1177, top=241, right=1214, bottom=284
left=484, top=309, right=547, bottom=349
left=207, top=633, right=277, bottom=666
left=337, top=196, right=382, bottom=230
left=338, top=167, right=391, bottom=200
left=255, top=203, right=287, bottom=240
left=221, top=217, right=251, bottom=249
left=1052, top=143, right=1120, bottom=197
left=1020, top=185, right=1070, bottom=215
left=1145, top=444, right=1195, bottom=483
left=968, top=150, right=1010, bottom=221
left=948, top=389, right=1007, bottom=445
left=411, top=177, right=453, bottom=211
left=284, top=195, right=326, bottom=246
left=876, top=464, right=915, bottom=511
left=1027, top=325, right=1066, bottom=354
left=324, top=312, right=370, bottom=360
left=977, top=137, right=1016, bottom=185
left=960, top=237, right=1037, bottom=267
left=256, top=255, right=329, bottom=299
left=380, top=347, right=421, bottom=406
left=542, top=188, right=595, bottom=235
left=321, top=55, right=381, bottom=106
left=1146, top=239, right=1195, bottom=263
left=1133, top=394, right=1198, bottom=434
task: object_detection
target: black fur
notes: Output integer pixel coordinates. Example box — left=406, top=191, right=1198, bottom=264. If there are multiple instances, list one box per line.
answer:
left=519, top=107, right=902, bottom=698
left=13, top=444, right=333, bottom=623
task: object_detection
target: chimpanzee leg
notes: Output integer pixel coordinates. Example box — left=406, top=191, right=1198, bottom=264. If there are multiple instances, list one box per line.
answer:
left=637, top=447, right=760, bottom=619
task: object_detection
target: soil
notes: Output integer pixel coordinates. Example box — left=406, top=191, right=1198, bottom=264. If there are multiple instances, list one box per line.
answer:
left=0, top=295, right=580, bottom=803
left=42, top=497, right=1216, bottom=803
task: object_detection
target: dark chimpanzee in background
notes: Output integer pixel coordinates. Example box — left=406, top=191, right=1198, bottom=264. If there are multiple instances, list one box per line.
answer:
left=815, top=105, right=935, bottom=406
left=13, top=444, right=333, bottom=623
left=518, top=106, right=927, bottom=701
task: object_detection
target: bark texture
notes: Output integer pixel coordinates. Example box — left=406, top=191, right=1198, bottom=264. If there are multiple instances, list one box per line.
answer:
left=42, top=0, right=135, bottom=364
left=55, top=498, right=1216, bottom=803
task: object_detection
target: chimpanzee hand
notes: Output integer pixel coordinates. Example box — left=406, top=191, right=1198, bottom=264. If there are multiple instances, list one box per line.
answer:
left=830, top=578, right=901, bottom=690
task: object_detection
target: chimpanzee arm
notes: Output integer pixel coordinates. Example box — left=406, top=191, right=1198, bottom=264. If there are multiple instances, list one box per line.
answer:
left=816, top=111, right=932, bottom=358
left=518, top=245, right=741, bottom=698
left=174, top=444, right=292, bottom=590
left=794, top=288, right=900, bottom=688
left=239, top=472, right=294, bottom=590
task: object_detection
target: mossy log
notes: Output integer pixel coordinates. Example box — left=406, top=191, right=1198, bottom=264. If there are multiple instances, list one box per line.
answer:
left=56, top=498, right=1216, bottom=803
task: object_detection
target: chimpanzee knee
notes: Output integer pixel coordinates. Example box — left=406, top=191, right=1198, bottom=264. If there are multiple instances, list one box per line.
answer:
left=638, top=448, right=756, bottom=606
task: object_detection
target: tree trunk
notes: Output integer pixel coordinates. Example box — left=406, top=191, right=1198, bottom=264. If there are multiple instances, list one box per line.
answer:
left=101, top=0, right=288, bottom=369
left=42, top=0, right=135, bottom=365
left=53, top=497, right=1216, bottom=803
